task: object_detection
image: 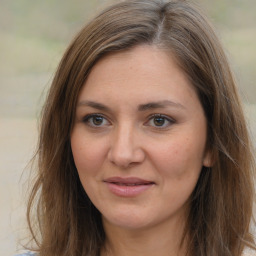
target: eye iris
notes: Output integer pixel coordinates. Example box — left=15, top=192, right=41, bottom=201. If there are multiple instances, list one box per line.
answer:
left=93, top=116, right=103, bottom=125
left=154, top=117, right=165, bottom=126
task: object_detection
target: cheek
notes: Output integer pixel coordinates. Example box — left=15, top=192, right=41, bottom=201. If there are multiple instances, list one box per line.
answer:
left=71, top=132, right=108, bottom=177
left=149, top=135, right=205, bottom=179
left=149, top=136, right=205, bottom=211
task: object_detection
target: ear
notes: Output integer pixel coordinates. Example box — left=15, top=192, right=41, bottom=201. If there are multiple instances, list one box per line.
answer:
left=203, top=149, right=214, bottom=167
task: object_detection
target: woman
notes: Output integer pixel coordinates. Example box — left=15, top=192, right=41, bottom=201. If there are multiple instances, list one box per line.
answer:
left=19, top=0, right=256, bottom=255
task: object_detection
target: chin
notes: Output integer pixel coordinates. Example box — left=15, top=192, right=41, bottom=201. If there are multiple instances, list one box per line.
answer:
left=102, top=208, right=154, bottom=230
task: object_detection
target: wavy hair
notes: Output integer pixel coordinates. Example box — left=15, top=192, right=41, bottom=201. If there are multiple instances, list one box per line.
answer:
left=26, top=0, right=256, bottom=255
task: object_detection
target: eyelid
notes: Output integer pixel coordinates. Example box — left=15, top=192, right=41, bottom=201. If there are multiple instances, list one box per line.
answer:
left=81, top=113, right=175, bottom=129
left=146, top=114, right=176, bottom=128
left=148, top=113, right=175, bottom=121
left=82, top=113, right=111, bottom=127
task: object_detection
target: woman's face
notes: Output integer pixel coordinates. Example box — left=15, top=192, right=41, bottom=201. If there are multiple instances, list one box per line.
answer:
left=71, top=45, right=211, bottom=231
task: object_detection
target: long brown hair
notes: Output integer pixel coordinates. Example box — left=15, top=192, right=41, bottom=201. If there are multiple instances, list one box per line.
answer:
left=26, top=0, right=256, bottom=255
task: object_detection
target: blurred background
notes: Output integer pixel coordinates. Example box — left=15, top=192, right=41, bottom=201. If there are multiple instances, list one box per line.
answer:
left=0, top=0, right=255, bottom=255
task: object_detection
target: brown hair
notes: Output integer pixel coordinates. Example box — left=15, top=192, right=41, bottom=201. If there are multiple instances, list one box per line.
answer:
left=26, top=0, right=256, bottom=255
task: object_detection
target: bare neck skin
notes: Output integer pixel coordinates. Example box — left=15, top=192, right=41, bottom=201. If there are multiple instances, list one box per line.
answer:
left=101, top=214, right=188, bottom=256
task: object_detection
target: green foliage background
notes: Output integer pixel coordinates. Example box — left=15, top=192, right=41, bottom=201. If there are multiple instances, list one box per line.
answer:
left=0, top=0, right=255, bottom=118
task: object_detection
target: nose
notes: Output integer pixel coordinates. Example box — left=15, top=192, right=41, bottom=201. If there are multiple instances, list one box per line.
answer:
left=107, top=124, right=145, bottom=168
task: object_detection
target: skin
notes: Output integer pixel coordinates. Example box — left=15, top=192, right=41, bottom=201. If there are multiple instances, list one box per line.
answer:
left=71, top=45, right=212, bottom=256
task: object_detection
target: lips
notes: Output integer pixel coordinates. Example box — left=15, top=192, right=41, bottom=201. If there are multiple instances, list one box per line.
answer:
left=103, top=177, right=155, bottom=197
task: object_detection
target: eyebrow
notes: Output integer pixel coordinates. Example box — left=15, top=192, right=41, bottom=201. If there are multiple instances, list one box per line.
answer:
left=77, top=100, right=111, bottom=111
left=138, top=100, right=185, bottom=111
left=77, top=100, right=185, bottom=111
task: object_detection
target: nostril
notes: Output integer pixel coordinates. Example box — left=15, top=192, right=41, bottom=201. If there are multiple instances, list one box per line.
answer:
left=107, top=147, right=145, bottom=168
left=107, top=131, right=145, bottom=167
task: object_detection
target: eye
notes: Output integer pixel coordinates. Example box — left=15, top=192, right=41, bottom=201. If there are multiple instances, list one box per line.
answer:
left=146, top=114, right=175, bottom=128
left=82, top=114, right=110, bottom=127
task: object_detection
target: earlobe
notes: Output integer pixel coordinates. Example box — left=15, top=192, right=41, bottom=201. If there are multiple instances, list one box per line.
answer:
left=203, top=150, right=214, bottom=167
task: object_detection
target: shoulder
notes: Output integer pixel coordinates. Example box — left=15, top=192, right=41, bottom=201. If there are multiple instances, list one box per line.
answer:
left=15, top=252, right=37, bottom=256
left=243, top=248, right=256, bottom=256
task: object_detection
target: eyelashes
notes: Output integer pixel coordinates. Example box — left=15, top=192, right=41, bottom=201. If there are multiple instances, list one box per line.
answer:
left=82, top=113, right=175, bottom=129
left=146, top=114, right=175, bottom=128
left=82, top=114, right=111, bottom=127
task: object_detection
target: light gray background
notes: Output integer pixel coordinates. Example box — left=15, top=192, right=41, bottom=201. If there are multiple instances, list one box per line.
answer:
left=0, top=0, right=255, bottom=255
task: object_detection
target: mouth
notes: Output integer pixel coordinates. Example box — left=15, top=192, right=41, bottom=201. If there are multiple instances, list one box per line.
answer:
left=111, top=182, right=152, bottom=186
left=103, top=177, right=155, bottom=197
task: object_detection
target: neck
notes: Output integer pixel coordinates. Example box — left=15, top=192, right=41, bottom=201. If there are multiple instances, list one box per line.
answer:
left=101, top=216, right=188, bottom=256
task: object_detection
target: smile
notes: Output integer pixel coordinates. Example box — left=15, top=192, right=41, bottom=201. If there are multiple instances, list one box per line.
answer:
left=103, top=177, right=155, bottom=197
left=113, top=183, right=149, bottom=186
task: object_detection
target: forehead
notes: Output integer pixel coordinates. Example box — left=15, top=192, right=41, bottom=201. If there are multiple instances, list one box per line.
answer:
left=89, top=45, right=181, bottom=79
left=78, top=45, right=199, bottom=110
